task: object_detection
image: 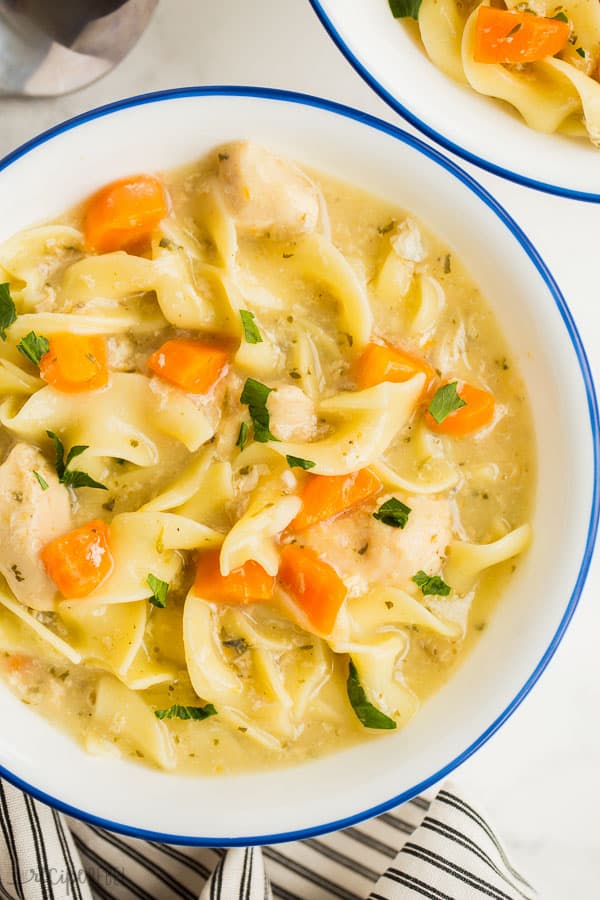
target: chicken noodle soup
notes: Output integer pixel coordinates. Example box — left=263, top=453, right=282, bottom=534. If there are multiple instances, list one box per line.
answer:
left=0, top=142, right=534, bottom=773
left=389, top=0, right=600, bottom=147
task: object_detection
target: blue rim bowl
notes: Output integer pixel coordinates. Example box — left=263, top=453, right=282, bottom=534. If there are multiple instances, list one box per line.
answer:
left=0, top=86, right=597, bottom=845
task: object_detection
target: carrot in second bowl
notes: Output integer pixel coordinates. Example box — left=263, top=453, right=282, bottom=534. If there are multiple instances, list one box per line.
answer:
left=279, top=544, right=347, bottom=635
left=473, top=7, right=569, bottom=65
left=41, top=519, right=113, bottom=599
left=292, top=468, right=382, bottom=532
left=84, top=174, right=168, bottom=254
left=40, top=334, right=108, bottom=393
left=194, top=548, right=275, bottom=603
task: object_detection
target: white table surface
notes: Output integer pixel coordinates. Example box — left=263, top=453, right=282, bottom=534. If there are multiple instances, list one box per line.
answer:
left=1, top=1, right=598, bottom=895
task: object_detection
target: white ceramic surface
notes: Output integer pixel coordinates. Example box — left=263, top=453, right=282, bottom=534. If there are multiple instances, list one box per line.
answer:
left=310, top=0, right=600, bottom=200
left=0, top=89, right=596, bottom=844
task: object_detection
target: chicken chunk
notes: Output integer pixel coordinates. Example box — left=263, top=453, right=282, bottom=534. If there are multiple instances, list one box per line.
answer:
left=217, top=142, right=319, bottom=239
left=0, top=443, right=72, bottom=611
left=267, top=385, right=318, bottom=441
left=301, top=494, right=452, bottom=596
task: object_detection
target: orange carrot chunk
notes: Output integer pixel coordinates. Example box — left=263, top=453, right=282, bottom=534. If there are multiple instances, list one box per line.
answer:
left=292, top=468, right=382, bottom=532
left=84, top=174, right=168, bottom=253
left=148, top=338, right=230, bottom=394
left=39, top=334, right=108, bottom=393
left=473, top=7, right=569, bottom=64
left=194, top=549, right=275, bottom=603
left=279, top=544, right=347, bottom=635
left=41, top=519, right=113, bottom=599
left=426, top=382, right=495, bottom=436
left=355, top=341, right=437, bottom=398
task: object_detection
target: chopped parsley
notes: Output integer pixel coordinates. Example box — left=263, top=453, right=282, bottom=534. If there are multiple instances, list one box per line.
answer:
left=373, top=497, right=411, bottom=529
left=576, top=46, right=586, bottom=57
left=236, top=421, right=249, bottom=451
left=147, top=574, right=169, bottom=608
left=347, top=660, right=397, bottom=730
left=506, top=22, right=522, bottom=37
left=551, top=10, right=569, bottom=21
left=240, top=378, right=278, bottom=443
left=33, top=471, right=49, bottom=491
left=154, top=704, right=217, bottom=721
left=222, top=637, right=249, bottom=655
left=239, top=309, right=263, bottom=344
left=378, top=220, right=396, bottom=235
left=0, top=283, right=16, bottom=341
left=285, top=454, right=316, bottom=470
left=46, top=430, right=108, bottom=491
left=428, top=382, right=466, bottom=424
left=412, top=570, right=451, bottom=596
left=17, top=331, right=49, bottom=366
left=388, top=0, right=422, bottom=19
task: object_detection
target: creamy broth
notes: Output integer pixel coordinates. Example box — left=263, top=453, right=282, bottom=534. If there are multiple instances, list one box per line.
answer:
left=0, top=143, right=534, bottom=773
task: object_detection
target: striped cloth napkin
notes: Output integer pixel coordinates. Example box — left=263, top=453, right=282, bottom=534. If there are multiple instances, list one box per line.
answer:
left=0, top=779, right=535, bottom=899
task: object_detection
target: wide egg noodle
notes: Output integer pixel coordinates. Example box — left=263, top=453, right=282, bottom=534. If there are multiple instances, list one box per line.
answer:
left=90, top=674, right=175, bottom=770
left=267, top=376, right=425, bottom=475
left=0, top=373, right=214, bottom=466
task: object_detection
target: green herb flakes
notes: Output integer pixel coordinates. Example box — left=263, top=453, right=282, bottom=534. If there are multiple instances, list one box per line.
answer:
left=346, top=660, right=397, bottom=730
left=0, top=283, right=16, bottom=341
left=285, top=455, right=316, bottom=470
left=17, top=331, right=49, bottom=366
left=427, top=382, right=467, bottom=424
left=388, top=0, right=422, bottom=19
left=236, top=421, right=249, bottom=451
left=46, top=431, right=108, bottom=491
left=373, top=497, right=411, bottom=529
left=412, top=570, right=451, bottom=596
left=240, top=378, right=278, bottom=443
left=154, top=704, right=217, bottom=721
left=33, top=471, right=49, bottom=491
left=147, top=574, right=169, bottom=608
left=239, top=309, right=263, bottom=344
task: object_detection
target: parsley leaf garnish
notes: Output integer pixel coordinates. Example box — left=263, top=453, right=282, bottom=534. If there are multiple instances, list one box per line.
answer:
left=17, top=331, right=49, bottom=366
left=46, top=430, right=107, bottom=491
left=239, top=309, right=263, bottom=344
left=388, top=0, right=422, bottom=19
left=412, top=570, right=451, bottom=596
left=285, top=454, right=316, bottom=470
left=373, top=497, right=411, bottom=529
left=154, top=704, right=217, bottom=721
left=33, top=471, right=49, bottom=491
left=576, top=46, right=586, bottom=57
left=0, top=283, right=16, bottom=341
left=552, top=10, right=568, bottom=21
left=347, top=660, right=397, bottom=730
left=236, top=421, right=249, bottom=451
left=240, top=378, right=278, bottom=443
left=428, top=382, right=467, bottom=424
left=147, top=573, right=169, bottom=608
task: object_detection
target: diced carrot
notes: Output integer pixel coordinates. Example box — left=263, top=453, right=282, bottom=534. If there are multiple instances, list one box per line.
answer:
left=148, top=338, right=230, bottom=394
left=39, top=334, right=108, bottom=393
left=355, top=341, right=437, bottom=399
left=41, top=519, right=113, bottom=599
left=278, top=544, right=347, bottom=635
left=473, top=7, right=569, bottom=64
left=83, top=174, right=168, bottom=253
left=291, top=469, right=382, bottom=532
left=194, top=549, right=275, bottom=603
left=426, top=382, right=495, bottom=436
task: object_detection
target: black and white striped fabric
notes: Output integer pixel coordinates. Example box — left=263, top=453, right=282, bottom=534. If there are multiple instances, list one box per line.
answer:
left=0, top=779, right=535, bottom=899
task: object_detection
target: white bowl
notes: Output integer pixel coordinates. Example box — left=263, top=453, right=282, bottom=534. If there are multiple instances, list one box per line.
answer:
left=310, top=0, right=600, bottom=201
left=0, top=88, right=597, bottom=845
